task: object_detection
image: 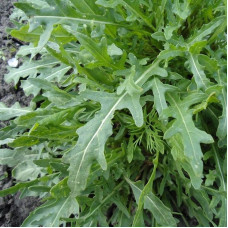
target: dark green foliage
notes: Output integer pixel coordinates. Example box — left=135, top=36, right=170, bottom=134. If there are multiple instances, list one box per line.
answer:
left=0, top=0, right=226, bottom=226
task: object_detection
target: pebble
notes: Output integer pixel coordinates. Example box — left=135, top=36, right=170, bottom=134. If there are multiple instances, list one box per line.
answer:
left=7, top=57, right=18, bottom=67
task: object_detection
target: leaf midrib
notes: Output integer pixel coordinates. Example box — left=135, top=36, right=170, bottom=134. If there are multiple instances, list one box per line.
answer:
left=154, top=78, right=165, bottom=111
left=9, top=61, right=60, bottom=77
left=217, top=70, right=227, bottom=135
left=126, top=178, right=171, bottom=225
left=189, top=16, right=224, bottom=44
left=0, top=107, right=31, bottom=113
left=122, top=0, right=154, bottom=30
left=72, top=62, right=158, bottom=194
left=23, top=66, right=71, bottom=91
left=168, top=94, right=198, bottom=163
left=34, top=15, right=119, bottom=26
left=190, top=54, right=207, bottom=89
left=50, top=197, right=70, bottom=227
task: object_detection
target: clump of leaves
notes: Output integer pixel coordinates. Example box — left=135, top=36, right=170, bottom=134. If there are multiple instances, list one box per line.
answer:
left=0, top=0, right=227, bottom=227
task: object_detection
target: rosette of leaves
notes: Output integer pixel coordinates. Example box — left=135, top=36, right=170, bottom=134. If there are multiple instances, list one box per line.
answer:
left=0, top=0, right=226, bottom=227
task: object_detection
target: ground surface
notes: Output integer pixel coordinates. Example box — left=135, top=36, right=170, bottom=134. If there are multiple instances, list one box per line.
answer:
left=0, top=0, right=40, bottom=226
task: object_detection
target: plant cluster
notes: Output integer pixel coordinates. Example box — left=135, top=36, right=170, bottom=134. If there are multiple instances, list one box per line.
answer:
left=0, top=0, right=227, bottom=227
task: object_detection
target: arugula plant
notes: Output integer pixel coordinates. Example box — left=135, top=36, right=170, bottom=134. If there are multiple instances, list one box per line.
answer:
left=0, top=0, right=227, bottom=226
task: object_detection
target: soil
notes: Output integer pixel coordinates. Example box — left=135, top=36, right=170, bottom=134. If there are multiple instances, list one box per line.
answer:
left=0, top=0, right=40, bottom=226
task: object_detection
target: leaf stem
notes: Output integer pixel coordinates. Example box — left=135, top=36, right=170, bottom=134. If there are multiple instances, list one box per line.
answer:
left=168, top=192, right=190, bottom=227
left=79, top=180, right=125, bottom=221
left=202, top=122, right=227, bottom=225
left=132, top=150, right=159, bottom=226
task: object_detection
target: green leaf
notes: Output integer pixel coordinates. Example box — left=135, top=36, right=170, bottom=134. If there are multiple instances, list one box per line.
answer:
left=70, top=0, right=101, bottom=14
left=5, top=56, right=60, bottom=85
left=29, top=185, right=51, bottom=193
left=63, top=60, right=164, bottom=196
left=205, top=170, right=217, bottom=186
left=0, top=149, right=19, bottom=167
left=15, top=0, right=123, bottom=52
left=169, top=134, right=203, bottom=189
left=188, top=16, right=226, bottom=45
left=50, top=177, right=71, bottom=198
left=158, top=45, right=186, bottom=60
left=116, top=66, right=143, bottom=96
left=125, top=177, right=177, bottom=227
left=151, top=77, right=176, bottom=118
left=15, top=107, right=80, bottom=127
left=22, top=196, right=79, bottom=227
left=0, top=102, right=31, bottom=121
left=64, top=90, right=143, bottom=195
left=107, top=43, right=123, bottom=56
left=12, top=160, right=43, bottom=181
left=191, top=188, right=213, bottom=221
left=27, top=78, right=82, bottom=108
left=187, top=53, right=211, bottom=90
left=126, top=135, right=134, bottom=163
left=0, top=179, right=39, bottom=197
left=163, top=93, right=214, bottom=186
left=96, top=0, right=155, bottom=30
left=172, top=0, right=191, bottom=20
left=1, top=0, right=226, bottom=226
left=73, top=33, right=120, bottom=69
left=78, top=181, right=125, bottom=221
left=216, top=70, right=227, bottom=147
left=21, top=64, right=71, bottom=96
left=9, top=136, right=40, bottom=147
left=0, top=148, right=40, bottom=167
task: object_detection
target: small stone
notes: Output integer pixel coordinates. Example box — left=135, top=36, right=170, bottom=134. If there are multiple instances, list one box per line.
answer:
left=8, top=57, right=18, bottom=67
